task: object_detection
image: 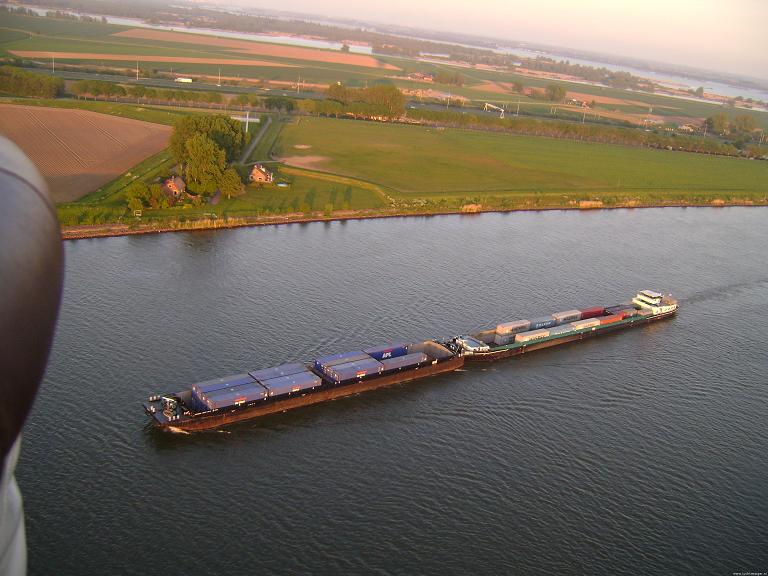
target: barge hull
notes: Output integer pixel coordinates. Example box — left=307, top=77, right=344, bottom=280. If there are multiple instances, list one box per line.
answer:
left=154, top=356, right=464, bottom=431
left=465, top=310, right=676, bottom=363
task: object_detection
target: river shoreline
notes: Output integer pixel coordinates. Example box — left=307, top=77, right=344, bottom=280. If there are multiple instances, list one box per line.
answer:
left=60, top=201, right=765, bottom=240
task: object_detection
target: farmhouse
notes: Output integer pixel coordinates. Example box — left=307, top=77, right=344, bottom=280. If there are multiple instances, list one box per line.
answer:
left=249, top=164, right=274, bottom=183
left=163, top=176, right=186, bottom=201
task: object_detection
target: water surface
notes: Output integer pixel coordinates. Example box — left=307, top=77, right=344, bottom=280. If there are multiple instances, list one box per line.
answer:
left=19, top=208, right=768, bottom=575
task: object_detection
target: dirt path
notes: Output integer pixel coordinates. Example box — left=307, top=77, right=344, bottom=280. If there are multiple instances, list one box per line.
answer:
left=10, top=51, right=296, bottom=68
left=239, top=115, right=272, bottom=164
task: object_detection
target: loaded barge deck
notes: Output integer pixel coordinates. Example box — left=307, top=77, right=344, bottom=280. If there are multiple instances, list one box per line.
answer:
left=144, top=290, right=677, bottom=431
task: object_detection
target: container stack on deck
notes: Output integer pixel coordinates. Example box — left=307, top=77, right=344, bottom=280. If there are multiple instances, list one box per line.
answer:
left=486, top=302, right=647, bottom=349
left=314, top=343, right=429, bottom=384
left=191, top=363, right=321, bottom=411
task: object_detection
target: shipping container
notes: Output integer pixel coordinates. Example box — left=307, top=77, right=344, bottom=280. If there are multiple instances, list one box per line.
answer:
left=198, top=382, right=267, bottom=410
left=313, top=350, right=370, bottom=373
left=599, top=314, right=623, bottom=325
left=249, top=362, right=307, bottom=383
left=580, top=306, right=605, bottom=319
left=380, top=352, right=429, bottom=372
left=571, top=318, right=600, bottom=330
left=529, top=316, right=557, bottom=330
left=493, top=333, right=514, bottom=346
left=551, top=310, right=581, bottom=324
left=192, top=373, right=257, bottom=396
left=549, top=324, right=574, bottom=336
left=515, top=329, right=551, bottom=343
left=261, top=371, right=321, bottom=397
left=326, top=357, right=384, bottom=383
left=496, top=320, right=531, bottom=335
left=475, top=329, right=497, bottom=345
left=363, top=343, right=409, bottom=361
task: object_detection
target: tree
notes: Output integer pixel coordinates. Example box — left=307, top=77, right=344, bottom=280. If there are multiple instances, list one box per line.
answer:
left=184, top=133, right=225, bottom=196
left=545, top=83, right=566, bottom=101
left=147, top=184, right=169, bottom=209
left=340, top=43, right=350, bottom=53
left=170, top=114, right=245, bottom=165
left=512, top=81, right=524, bottom=93
left=234, top=93, right=250, bottom=109
left=705, top=113, right=729, bottom=135
left=219, top=167, right=244, bottom=199
left=326, top=82, right=349, bottom=105
left=125, top=181, right=150, bottom=210
left=731, top=114, right=757, bottom=136
left=694, top=86, right=704, bottom=97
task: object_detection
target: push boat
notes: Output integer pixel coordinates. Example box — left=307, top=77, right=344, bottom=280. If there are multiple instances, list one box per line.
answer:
left=144, top=290, right=677, bottom=431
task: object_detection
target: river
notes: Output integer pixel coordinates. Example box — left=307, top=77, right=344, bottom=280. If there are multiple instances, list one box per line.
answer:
left=17, top=208, right=768, bottom=575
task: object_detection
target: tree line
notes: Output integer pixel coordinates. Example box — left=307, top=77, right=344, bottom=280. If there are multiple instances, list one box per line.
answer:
left=0, top=66, right=63, bottom=98
left=405, top=108, right=765, bottom=159
left=321, top=83, right=405, bottom=119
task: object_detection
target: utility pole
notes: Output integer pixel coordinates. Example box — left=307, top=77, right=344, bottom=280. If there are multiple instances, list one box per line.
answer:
left=52, top=55, right=55, bottom=75
left=516, top=101, right=520, bottom=116
left=245, top=110, right=250, bottom=133
left=136, top=60, right=139, bottom=81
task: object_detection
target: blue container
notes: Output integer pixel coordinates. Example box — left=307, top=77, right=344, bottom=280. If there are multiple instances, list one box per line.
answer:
left=381, top=352, right=429, bottom=372
left=249, top=362, right=306, bottom=382
left=313, top=350, right=370, bottom=373
left=529, top=316, right=557, bottom=330
left=261, top=371, right=321, bottom=397
left=201, top=382, right=267, bottom=410
left=192, top=373, right=256, bottom=395
left=363, top=343, right=409, bottom=361
left=327, top=358, right=383, bottom=383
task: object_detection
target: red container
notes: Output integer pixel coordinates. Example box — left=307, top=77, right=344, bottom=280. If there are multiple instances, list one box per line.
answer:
left=580, top=306, right=605, bottom=319
left=599, top=314, right=623, bottom=325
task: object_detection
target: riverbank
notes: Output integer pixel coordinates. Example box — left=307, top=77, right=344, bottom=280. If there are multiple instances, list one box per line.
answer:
left=60, top=200, right=767, bottom=240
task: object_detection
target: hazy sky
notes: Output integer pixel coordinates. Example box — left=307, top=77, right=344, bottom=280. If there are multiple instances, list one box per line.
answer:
left=243, top=0, right=767, bottom=78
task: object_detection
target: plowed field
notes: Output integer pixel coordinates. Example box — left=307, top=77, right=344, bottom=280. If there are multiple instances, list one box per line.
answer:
left=0, top=104, right=171, bottom=202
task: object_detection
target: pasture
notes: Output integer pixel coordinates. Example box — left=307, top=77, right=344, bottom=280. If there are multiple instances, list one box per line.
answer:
left=275, top=117, right=768, bottom=205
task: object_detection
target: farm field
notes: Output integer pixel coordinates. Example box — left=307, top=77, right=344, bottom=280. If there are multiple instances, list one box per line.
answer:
left=275, top=117, right=768, bottom=205
left=4, top=11, right=766, bottom=130
left=0, top=103, right=171, bottom=202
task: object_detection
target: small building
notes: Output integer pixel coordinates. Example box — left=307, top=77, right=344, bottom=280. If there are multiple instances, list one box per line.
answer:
left=163, top=176, right=186, bottom=202
left=249, top=164, right=274, bottom=183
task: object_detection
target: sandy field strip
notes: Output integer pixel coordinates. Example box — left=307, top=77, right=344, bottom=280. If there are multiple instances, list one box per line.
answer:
left=112, top=28, right=400, bottom=70
left=10, top=51, right=296, bottom=68
left=0, top=104, right=171, bottom=202
left=278, top=155, right=330, bottom=169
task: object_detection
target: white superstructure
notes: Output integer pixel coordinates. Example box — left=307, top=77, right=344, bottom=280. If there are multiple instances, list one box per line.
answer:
left=632, top=289, right=678, bottom=315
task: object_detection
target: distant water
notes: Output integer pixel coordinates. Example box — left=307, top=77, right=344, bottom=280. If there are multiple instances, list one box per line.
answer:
left=18, top=208, right=768, bottom=575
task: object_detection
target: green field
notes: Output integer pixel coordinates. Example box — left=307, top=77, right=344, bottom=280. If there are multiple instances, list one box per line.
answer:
left=275, top=117, right=768, bottom=206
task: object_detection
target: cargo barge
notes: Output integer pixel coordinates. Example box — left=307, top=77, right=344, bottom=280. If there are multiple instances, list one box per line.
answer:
left=144, top=290, right=677, bottom=431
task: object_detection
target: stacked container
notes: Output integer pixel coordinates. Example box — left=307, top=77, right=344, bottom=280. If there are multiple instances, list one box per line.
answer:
left=580, top=306, right=605, bottom=319
left=260, top=371, right=321, bottom=397
left=192, top=373, right=260, bottom=410
left=571, top=318, right=600, bottom=330
left=548, top=324, right=574, bottom=337
left=325, top=357, right=384, bottom=383
left=363, top=343, right=409, bottom=361
left=599, top=314, right=624, bottom=325
left=515, top=329, right=551, bottom=343
left=380, top=352, right=429, bottom=372
left=249, top=362, right=307, bottom=382
left=529, top=316, right=557, bottom=330
left=197, top=382, right=268, bottom=410
left=314, top=350, right=370, bottom=375
left=494, top=319, right=531, bottom=345
left=551, top=310, right=582, bottom=325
